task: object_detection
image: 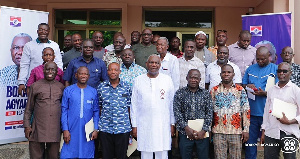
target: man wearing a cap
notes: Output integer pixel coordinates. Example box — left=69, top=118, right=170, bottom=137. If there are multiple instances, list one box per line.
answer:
left=194, top=31, right=216, bottom=67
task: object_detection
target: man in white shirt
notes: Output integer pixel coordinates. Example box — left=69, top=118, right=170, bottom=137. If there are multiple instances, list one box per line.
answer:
left=261, top=62, right=300, bottom=159
left=178, top=40, right=205, bottom=89
left=206, top=46, right=242, bottom=91
left=131, top=54, right=175, bottom=159
left=18, top=23, right=62, bottom=96
left=156, top=37, right=180, bottom=91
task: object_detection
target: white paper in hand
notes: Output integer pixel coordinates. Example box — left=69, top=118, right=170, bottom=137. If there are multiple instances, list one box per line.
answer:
left=265, top=75, right=275, bottom=91
left=188, top=119, right=209, bottom=138
left=85, top=118, right=94, bottom=142
left=245, top=86, right=255, bottom=100
left=127, top=138, right=138, bottom=157
left=271, top=98, right=297, bottom=120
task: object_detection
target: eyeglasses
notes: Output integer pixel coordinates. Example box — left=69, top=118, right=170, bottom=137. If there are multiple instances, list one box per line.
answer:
left=277, top=69, right=290, bottom=73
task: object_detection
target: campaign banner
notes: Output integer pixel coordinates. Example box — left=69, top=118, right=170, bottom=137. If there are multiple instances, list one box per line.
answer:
left=0, top=6, right=48, bottom=144
left=242, top=12, right=291, bottom=64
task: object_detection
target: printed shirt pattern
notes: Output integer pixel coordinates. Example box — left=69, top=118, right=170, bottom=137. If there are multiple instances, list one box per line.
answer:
left=211, top=83, right=250, bottom=134
left=120, top=63, right=147, bottom=87
left=291, top=63, right=300, bottom=87
left=173, top=87, right=213, bottom=135
left=97, top=80, right=132, bottom=134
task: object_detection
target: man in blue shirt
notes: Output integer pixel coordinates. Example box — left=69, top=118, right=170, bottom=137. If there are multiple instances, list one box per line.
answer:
left=60, top=66, right=100, bottom=158
left=97, top=62, right=132, bottom=159
left=242, top=46, right=278, bottom=159
left=63, top=39, right=108, bottom=88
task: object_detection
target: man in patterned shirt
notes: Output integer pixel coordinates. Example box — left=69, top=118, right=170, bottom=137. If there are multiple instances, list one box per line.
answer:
left=103, top=35, right=126, bottom=67
left=280, top=46, right=300, bottom=87
left=97, top=62, right=132, bottom=159
left=210, top=64, right=250, bottom=159
left=173, top=69, right=213, bottom=159
left=120, top=48, right=147, bottom=87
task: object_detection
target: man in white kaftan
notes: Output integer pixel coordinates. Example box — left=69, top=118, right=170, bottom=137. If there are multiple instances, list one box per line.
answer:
left=131, top=54, right=175, bottom=159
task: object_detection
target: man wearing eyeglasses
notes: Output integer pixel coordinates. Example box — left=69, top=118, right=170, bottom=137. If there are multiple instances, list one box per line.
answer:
left=280, top=46, right=300, bottom=87
left=62, top=35, right=72, bottom=53
left=208, top=30, right=228, bottom=58
left=132, top=28, right=158, bottom=69
left=261, top=62, right=300, bottom=159
left=0, top=33, right=32, bottom=88
left=242, top=46, right=278, bottom=159
left=18, top=23, right=63, bottom=96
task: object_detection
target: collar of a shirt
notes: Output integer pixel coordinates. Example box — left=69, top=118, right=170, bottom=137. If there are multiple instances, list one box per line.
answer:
left=79, top=56, right=94, bottom=63
left=36, top=38, right=51, bottom=44
left=106, top=80, right=123, bottom=87
left=275, top=81, right=293, bottom=89
left=185, top=86, right=202, bottom=93
left=234, top=41, right=253, bottom=50
left=161, top=52, right=171, bottom=62
left=121, top=62, right=135, bottom=69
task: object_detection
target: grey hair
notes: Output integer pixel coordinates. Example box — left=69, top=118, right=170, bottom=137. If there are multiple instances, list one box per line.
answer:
left=158, top=37, right=169, bottom=45
left=11, top=33, right=32, bottom=47
left=278, top=62, right=292, bottom=71
left=147, top=54, right=161, bottom=62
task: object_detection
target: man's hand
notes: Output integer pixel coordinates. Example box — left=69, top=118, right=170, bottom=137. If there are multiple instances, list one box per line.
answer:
left=260, top=130, right=265, bottom=145
left=241, top=132, right=249, bottom=143
left=246, top=84, right=257, bottom=90
left=279, top=112, right=291, bottom=125
left=184, top=126, right=195, bottom=140
left=252, top=88, right=267, bottom=96
left=63, top=130, right=71, bottom=144
left=171, top=125, right=176, bottom=137
left=24, top=127, right=32, bottom=139
left=132, top=127, right=137, bottom=138
left=18, top=85, right=26, bottom=96
left=195, top=130, right=206, bottom=140
left=91, top=130, right=98, bottom=140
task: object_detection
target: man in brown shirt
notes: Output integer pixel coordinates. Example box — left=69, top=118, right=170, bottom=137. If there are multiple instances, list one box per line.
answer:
left=23, top=61, right=64, bottom=159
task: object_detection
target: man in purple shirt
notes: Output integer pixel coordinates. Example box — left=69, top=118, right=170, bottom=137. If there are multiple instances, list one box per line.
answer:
left=228, top=30, right=256, bottom=77
left=27, top=47, right=64, bottom=88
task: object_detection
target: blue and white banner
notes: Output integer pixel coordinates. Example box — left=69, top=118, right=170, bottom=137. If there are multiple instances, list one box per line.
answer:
left=0, top=6, right=48, bottom=144
left=242, top=12, right=291, bottom=64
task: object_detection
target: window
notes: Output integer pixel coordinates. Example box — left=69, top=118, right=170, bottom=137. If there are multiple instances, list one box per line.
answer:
left=55, top=10, right=122, bottom=50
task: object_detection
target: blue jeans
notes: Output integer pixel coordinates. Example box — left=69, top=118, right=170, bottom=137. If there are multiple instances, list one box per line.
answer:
left=245, top=115, right=263, bottom=159
left=179, top=133, right=209, bottom=159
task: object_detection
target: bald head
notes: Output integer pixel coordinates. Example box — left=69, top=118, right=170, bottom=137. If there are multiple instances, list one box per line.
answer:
left=256, top=46, right=270, bottom=67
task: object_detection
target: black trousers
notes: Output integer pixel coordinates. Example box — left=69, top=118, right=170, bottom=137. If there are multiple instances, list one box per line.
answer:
left=264, top=131, right=298, bottom=159
left=99, top=131, right=130, bottom=159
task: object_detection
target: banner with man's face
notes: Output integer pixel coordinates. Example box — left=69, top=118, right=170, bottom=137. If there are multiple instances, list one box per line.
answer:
left=0, top=6, right=48, bottom=144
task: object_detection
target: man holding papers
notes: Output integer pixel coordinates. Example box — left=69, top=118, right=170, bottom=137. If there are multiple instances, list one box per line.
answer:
left=60, top=66, right=99, bottom=158
left=173, top=69, right=213, bottom=158
left=97, top=63, right=132, bottom=159
left=261, top=62, right=300, bottom=159
left=242, top=46, right=278, bottom=159
left=210, top=64, right=250, bottom=159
